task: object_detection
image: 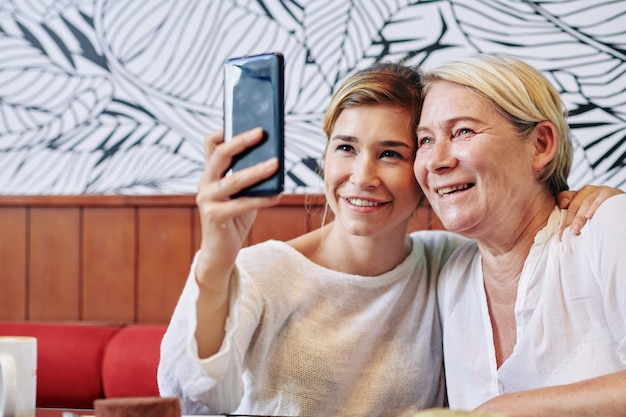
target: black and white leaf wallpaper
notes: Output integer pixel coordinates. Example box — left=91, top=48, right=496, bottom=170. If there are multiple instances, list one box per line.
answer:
left=1, top=0, right=624, bottom=194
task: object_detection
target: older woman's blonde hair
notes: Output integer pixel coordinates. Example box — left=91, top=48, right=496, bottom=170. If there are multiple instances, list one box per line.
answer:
left=421, top=54, right=573, bottom=196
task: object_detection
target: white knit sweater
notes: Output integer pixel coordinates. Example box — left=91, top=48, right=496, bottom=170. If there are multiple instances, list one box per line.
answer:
left=158, top=231, right=466, bottom=417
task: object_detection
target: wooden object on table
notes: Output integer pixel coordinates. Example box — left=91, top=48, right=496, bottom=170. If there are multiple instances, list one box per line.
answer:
left=94, top=397, right=180, bottom=417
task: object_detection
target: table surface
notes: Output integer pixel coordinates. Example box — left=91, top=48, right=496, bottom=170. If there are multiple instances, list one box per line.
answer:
left=36, top=409, right=94, bottom=417
left=36, top=410, right=284, bottom=417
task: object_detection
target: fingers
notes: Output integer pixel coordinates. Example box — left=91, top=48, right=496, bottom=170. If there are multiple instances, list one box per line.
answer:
left=566, top=214, right=585, bottom=237
left=557, top=185, right=624, bottom=237
left=196, top=127, right=281, bottom=226
left=556, top=190, right=574, bottom=210
left=199, top=128, right=278, bottom=193
left=201, top=128, right=265, bottom=184
left=581, top=186, right=624, bottom=218
left=216, top=158, right=279, bottom=197
left=560, top=188, right=595, bottom=236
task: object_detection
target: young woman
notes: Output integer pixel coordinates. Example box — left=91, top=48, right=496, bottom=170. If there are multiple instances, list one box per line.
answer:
left=157, top=63, right=466, bottom=417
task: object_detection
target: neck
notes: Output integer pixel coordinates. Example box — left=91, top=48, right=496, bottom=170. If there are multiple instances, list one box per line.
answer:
left=477, top=196, right=556, bottom=367
left=310, top=221, right=412, bottom=276
left=478, top=196, right=556, bottom=285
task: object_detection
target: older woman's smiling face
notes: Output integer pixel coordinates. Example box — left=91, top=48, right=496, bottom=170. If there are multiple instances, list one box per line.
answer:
left=414, top=81, right=540, bottom=240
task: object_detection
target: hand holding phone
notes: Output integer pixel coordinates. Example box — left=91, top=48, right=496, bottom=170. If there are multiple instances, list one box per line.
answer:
left=223, top=52, right=285, bottom=197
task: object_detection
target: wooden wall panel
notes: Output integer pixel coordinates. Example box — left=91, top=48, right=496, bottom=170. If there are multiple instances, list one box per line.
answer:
left=0, top=207, right=27, bottom=320
left=250, top=206, right=308, bottom=244
left=0, top=194, right=442, bottom=324
left=82, top=207, right=135, bottom=322
left=137, top=207, right=194, bottom=324
left=29, top=207, right=80, bottom=321
left=192, top=207, right=202, bottom=254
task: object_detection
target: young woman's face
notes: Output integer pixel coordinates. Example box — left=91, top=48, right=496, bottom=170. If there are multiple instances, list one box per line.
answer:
left=324, top=104, right=421, bottom=238
left=414, top=80, right=539, bottom=238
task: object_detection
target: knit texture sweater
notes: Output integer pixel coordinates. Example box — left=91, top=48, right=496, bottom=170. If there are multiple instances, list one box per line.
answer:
left=158, top=231, right=466, bottom=417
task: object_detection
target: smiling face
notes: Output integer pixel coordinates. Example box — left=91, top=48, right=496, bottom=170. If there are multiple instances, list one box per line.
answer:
left=324, top=104, right=421, bottom=238
left=414, top=81, right=543, bottom=240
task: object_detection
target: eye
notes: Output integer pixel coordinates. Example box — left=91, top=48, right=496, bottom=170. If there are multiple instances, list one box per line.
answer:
left=381, top=149, right=403, bottom=159
left=417, top=136, right=434, bottom=148
left=335, top=143, right=355, bottom=153
left=455, top=127, right=474, bottom=137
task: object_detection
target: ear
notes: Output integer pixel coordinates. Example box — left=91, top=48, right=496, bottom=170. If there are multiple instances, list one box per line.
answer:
left=531, top=121, right=558, bottom=173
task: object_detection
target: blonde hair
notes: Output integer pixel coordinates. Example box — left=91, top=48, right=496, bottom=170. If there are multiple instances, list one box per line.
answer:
left=323, top=63, right=422, bottom=144
left=421, top=54, right=573, bottom=195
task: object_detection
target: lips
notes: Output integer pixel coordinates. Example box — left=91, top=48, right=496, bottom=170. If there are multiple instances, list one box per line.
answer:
left=436, top=183, right=473, bottom=196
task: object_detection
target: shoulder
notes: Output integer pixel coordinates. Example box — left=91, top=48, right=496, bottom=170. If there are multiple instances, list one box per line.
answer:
left=408, top=230, right=471, bottom=279
left=237, top=240, right=301, bottom=270
left=437, top=240, right=480, bottom=305
left=409, top=230, right=470, bottom=260
left=566, top=193, right=626, bottom=267
left=437, top=240, right=479, bottom=285
left=571, top=193, right=626, bottom=241
left=234, top=240, right=310, bottom=308
left=589, top=193, right=626, bottom=224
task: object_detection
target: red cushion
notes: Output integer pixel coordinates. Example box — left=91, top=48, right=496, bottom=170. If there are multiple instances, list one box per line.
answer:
left=0, top=321, right=121, bottom=408
left=101, top=325, right=166, bottom=398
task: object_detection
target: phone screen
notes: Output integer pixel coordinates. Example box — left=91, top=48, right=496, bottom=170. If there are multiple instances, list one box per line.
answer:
left=223, top=52, right=284, bottom=197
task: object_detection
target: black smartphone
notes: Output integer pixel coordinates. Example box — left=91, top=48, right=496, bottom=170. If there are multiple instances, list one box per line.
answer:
left=223, top=52, right=285, bottom=197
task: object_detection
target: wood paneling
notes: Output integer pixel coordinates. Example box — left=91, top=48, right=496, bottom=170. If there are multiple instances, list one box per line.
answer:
left=0, top=194, right=442, bottom=324
left=251, top=206, right=307, bottom=244
left=29, top=207, right=81, bottom=321
left=137, top=207, right=194, bottom=324
left=0, top=207, right=27, bottom=320
left=82, top=207, right=135, bottom=322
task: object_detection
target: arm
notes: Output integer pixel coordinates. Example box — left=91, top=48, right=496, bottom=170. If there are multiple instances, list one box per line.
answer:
left=157, top=128, right=280, bottom=413
left=477, top=370, right=626, bottom=417
left=556, top=185, right=623, bottom=235
left=193, top=127, right=280, bottom=358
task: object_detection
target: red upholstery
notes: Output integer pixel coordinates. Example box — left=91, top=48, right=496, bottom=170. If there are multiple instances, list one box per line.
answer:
left=0, top=321, right=121, bottom=408
left=102, top=325, right=166, bottom=398
left=0, top=321, right=167, bottom=409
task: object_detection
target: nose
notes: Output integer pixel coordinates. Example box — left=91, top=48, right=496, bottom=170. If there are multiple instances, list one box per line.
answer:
left=350, top=155, right=381, bottom=189
left=425, top=139, right=456, bottom=173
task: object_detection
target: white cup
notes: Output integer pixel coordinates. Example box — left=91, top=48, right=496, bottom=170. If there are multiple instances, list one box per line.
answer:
left=0, top=337, right=37, bottom=417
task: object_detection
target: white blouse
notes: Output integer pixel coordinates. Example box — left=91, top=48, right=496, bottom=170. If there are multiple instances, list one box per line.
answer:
left=438, top=194, right=626, bottom=410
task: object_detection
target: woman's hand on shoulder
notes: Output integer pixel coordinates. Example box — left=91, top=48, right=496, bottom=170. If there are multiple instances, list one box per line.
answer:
left=195, top=128, right=281, bottom=288
left=557, top=185, right=624, bottom=236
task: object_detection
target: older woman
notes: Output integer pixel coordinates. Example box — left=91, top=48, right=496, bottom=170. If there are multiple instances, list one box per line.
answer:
left=415, top=54, right=626, bottom=416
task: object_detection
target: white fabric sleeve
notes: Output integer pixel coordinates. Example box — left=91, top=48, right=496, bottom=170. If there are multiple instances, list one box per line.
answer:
left=157, top=252, right=246, bottom=414
left=583, top=194, right=626, bottom=362
left=188, top=266, right=242, bottom=377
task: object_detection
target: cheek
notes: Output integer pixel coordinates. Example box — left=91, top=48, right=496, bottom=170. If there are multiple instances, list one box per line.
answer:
left=392, top=169, right=422, bottom=200
left=321, top=160, right=341, bottom=185
left=321, top=159, right=346, bottom=198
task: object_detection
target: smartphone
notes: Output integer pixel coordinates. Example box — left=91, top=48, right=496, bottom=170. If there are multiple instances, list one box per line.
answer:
left=223, top=52, right=285, bottom=197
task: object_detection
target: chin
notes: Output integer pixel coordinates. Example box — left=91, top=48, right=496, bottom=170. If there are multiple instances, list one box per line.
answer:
left=436, top=212, right=469, bottom=234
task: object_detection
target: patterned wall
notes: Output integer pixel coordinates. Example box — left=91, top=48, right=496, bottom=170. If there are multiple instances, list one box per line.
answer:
left=1, top=0, right=624, bottom=194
